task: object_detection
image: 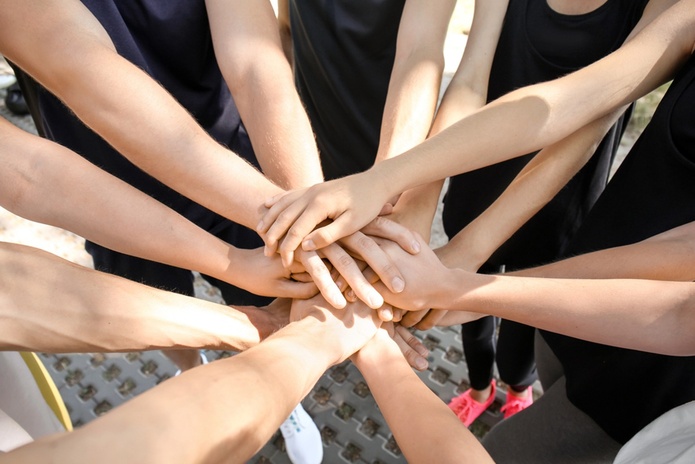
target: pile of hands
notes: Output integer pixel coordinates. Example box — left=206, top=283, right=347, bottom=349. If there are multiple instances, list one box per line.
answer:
left=249, top=179, right=462, bottom=371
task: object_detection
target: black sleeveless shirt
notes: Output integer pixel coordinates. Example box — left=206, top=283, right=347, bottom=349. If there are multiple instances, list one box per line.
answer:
left=290, top=0, right=406, bottom=180
left=24, top=1, right=257, bottom=225
left=543, top=53, right=695, bottom=443
left=442, top=0, right=647, bottom=271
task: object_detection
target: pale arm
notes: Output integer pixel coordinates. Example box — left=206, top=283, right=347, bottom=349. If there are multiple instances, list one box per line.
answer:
left=206, top=0, right=323, bottom=190
left=259, top=0, right=695, bottom=252
left=439, top=0, right=679, bottom=270
left=0, top=0, right=283, bottom=230
left=0, top=117, right=317, bottom=300
left=0, top=242, right=286, bottom=353
left=373, top=0, right=455, bottom=164
left=368, top=229, right=695, bottom=356
left=353, top=330, right=493, bottom=464
left=389, top=0, right=507, bottom=239
left=0, top=296, right=380, bottom=464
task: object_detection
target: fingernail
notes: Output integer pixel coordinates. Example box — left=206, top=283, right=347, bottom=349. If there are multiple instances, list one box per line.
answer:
left=369, top=293, right=384, bottom=309
left=416, top=357, right=428, bottom=370
left=332, top=291, right=347, bottom=308
left=412, top=240, right=421, bottom=253
left=256, top=221, right=264, bottom=232
left=303, top=239, right=316, bottom=250
left=380, top=308, right=393, bottom=321
left=392, top=276, right=405, bottom=293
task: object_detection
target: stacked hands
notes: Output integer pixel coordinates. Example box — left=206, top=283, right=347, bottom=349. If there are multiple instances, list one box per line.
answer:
left=253, top=176, right=479, bottom=368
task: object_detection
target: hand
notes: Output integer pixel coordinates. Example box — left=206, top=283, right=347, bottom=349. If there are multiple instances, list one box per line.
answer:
left=361, top=233, right=450, bottom=313
left=295, top=217, right=422, bottom=310
left=400, top=308, right=449, bottom=330
left=232, top=247, right=319, bottom=299
left=352, top=325, right=428, bottom=371
left=290, top=294, right=383, bottom=362
left=257, top=170, right=393, bottom=267
left=383, top=323, right=430, bottom=371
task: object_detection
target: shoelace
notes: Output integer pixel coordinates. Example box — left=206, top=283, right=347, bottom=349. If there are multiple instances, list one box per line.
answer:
left=500, top=398, right=528, bottom=416
left=280, top=413, right=301, bottom=437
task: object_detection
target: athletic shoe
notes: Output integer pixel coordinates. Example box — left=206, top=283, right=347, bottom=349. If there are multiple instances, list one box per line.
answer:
left=174, top=351, right=208, bottom=376
left=280, top=403, right=323, bottom=464
left=500, top=386, right=533, bottom=419
left=5, top=82, right=29, bottom=115
left=0, top=74, right=16, bottom=89
left=447, top=379, right=497, bottom=427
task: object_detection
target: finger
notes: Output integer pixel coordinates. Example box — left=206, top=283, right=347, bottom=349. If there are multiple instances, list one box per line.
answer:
left=378, top=305, right=394, bottom=322
left=340, top=231, right=405, bottom=294
left=289, top=272, right=313, bottom=283
left=414, top=309, right=448, bottom=331
left=362, top=216, right=422, bottom=255
left=361, top=267, right=380, bottom=285
left=321, top=242, right=384, bottom=309
left=298, top=250, right=346, bottom=309
left=261, top=200, right=308, bottom=256
left=392, top=308, right=403, bottom=322
left=264, top=191, right=288, bottom=208
left=395, top=324, right=430, bottom=358
left=400, top=309, right=431, bottom=328
left=392, top=328, right=429, bottom=371
left=302, top=211, right=366, bottom=251
left=273, top=281, right=319, bottom=300
left=257, top=193, right=297, bottom=236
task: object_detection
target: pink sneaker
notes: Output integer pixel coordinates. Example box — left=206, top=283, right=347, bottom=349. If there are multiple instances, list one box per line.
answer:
left=447, top=380, right=497, bottom=426
left=500, top=386, right=533, bottom=419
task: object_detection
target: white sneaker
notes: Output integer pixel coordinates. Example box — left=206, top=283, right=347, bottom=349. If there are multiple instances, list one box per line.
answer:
left=0, top=74, right=16, bottom=89
left=280, top=403, right=323, bottom=464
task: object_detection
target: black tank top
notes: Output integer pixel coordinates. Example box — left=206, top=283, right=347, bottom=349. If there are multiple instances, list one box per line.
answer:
left=442, top=0, right=647, bottom=270
left=290, top=0, right=406, bottom=180
left=542, top=53, right=695, bottom=443
left=22, top=0, right=257, bottom=224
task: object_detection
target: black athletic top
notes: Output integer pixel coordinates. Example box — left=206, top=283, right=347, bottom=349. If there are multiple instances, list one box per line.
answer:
left=442, top=0, right=647, bottom=271
left=24, top=0, right=258, bottom=228
left=289, top=0, right=405, bottom=180
left=542, top=53, right=695, bottom=444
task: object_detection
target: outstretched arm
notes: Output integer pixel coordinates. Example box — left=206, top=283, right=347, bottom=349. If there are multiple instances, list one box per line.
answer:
left=0, top=0, right=283, bottom=230
left=0, top=117, right=317, bottom=300
left=373, top=0, right=455, bottom=165
left=353, top=330, right=493, bottom=464
left=258, top=0, right=695, bottom=256
left=369, top=227, right=695, bottom=356
left=0, top=295, right=381, bottom=464
left=389, top=0, right=507, bottom=239
left=0, top=242, right=287, bottom=353
left=206, top=0, right=323, bottom=189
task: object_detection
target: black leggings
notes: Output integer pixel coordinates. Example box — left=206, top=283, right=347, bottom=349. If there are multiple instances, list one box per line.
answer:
left=462, top=317, right=537, bottom=391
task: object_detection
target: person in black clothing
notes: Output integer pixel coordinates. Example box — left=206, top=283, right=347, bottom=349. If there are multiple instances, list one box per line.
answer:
left=426, top=0, right=654, bottom=427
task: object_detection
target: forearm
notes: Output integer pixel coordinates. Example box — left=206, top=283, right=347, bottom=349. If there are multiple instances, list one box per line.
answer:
left=442, top=110, right=622, bottom=270
left=510, top=221, right=695, bottom=281
left=374, top=52, right=445, bottom=163
left=207, top=0, right=323, bottom=190
left=354, top=333, right=493, bottom=464
left=0, top=0, right=281, bottom=229
left=3, top=319, right=341, bottom=464
left=0, top=119, right=260, bottom=288
left=391, top=181, right=445, bottom=241
left=442, top=270, right=695, bottom=356
left=374, top=0, right=453, bottom=163
left=370, top=3, right=693, bottom=199
left=0, top=243, right=272, bottom=353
